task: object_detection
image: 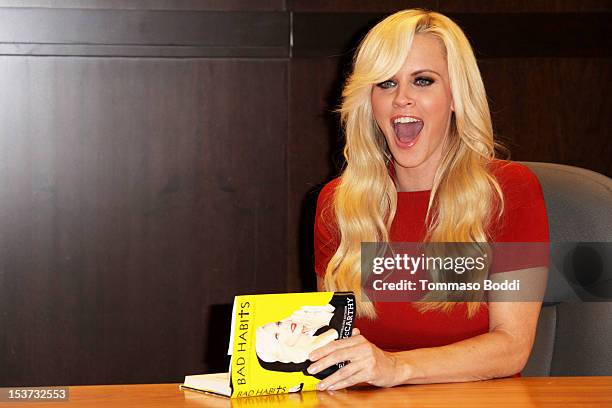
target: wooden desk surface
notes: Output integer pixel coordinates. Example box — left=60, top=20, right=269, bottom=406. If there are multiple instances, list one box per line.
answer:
left=3, top=377, right=611, bottom=407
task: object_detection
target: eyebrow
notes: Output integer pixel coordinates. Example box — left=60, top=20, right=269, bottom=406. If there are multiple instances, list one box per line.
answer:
left=411, top=69, right=441, bottom=77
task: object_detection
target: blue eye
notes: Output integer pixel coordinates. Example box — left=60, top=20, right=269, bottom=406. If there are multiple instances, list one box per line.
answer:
left=415, top=76, right=434, bottom=87
left=376, top=80, right=396, bottom=89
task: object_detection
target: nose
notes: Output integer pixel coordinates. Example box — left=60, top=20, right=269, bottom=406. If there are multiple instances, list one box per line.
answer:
left=392, top=84, right=414, bottom=108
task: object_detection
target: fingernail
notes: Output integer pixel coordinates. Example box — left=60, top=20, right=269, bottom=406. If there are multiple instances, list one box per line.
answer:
left=327, top=385, right=335, bottom=391
left=317, top=382, right=326, bottom=391
left=307, top=365, right=317, bottom=374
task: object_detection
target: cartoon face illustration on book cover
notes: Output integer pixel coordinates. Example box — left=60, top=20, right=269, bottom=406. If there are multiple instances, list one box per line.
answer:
left=256, top=303, right=340, bottom=376
left=230, top=292, right=354, bottom=397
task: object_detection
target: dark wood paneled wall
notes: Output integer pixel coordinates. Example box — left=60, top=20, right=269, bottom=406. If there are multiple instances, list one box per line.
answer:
left=0, top=2, right=289, bottom=387
left=0, top=0, right=609, bottom=386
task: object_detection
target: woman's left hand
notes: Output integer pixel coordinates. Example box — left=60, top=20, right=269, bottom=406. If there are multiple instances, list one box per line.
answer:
left=307, top=328, right=400, bottom=390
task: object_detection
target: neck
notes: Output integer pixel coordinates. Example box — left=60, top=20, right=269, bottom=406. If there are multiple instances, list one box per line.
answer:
left=393, top=164, right=435, bottom=192
left=393, top=149, right=443, bottom=192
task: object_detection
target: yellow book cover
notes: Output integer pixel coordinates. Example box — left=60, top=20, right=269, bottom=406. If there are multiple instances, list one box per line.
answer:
left=181, top=291, right=355, bottom=398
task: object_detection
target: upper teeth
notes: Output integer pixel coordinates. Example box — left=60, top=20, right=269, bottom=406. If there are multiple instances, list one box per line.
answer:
left=394, top=117, right=421, bottom=124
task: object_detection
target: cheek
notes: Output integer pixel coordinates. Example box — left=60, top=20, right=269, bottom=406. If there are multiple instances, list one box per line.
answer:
left=422, top=93, right=452, bottom=127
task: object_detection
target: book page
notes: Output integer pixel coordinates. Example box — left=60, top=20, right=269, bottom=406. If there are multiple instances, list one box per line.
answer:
left=227, top=298, right=237, bottom=355
left=182, top=372, right=231, bottom=397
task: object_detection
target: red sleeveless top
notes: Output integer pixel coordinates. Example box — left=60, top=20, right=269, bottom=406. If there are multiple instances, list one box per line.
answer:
left=314, top=160, right=549, bottom=352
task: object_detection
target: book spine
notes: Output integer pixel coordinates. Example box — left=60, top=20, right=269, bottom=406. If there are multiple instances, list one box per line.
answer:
left=338, top=293, right=355, bottom=341
left=230, top=297, right=251, bottom=393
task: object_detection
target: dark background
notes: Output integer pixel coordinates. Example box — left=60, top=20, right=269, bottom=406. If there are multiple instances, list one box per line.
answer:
left=0, top=0, right=610, bottom=386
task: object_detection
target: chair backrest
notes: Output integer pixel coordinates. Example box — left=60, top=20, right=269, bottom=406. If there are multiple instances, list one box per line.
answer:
left=520, top=162, right=612, bottom=376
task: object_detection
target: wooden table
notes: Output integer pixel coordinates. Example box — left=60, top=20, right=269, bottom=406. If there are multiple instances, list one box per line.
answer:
left=2, top=377, right=611, bottom=407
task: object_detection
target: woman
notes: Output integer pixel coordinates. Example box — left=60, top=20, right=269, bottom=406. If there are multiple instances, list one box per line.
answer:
left=311, top=9, right=549, bottom=390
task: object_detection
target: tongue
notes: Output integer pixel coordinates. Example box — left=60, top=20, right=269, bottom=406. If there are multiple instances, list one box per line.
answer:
left=393, top=121, right=423, bottom=144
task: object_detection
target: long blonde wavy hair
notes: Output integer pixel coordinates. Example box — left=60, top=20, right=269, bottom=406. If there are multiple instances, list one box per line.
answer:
left=322, top=9, right=505, bottom=319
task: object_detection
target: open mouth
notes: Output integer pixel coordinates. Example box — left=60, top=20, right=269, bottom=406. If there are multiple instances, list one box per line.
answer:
left=392, top=116, right=423, bottom=147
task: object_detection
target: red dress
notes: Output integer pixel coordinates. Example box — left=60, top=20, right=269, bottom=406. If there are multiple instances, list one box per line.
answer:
left=314, top=160, right=549, bottom=352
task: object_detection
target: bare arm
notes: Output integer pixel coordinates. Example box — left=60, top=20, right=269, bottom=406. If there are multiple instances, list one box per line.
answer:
left=395, top=265, right=546, bottom=384
left=391, top=300, right=541, bottom=384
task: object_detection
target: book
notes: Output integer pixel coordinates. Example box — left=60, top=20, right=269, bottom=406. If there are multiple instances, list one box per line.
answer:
left=180, top=291, right=356, bottom=398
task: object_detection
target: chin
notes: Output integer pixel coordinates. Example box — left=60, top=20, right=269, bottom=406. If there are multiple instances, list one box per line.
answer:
left=390, top=148, right=428, bottom=169
left=393, top=156, right=424, bottom=169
